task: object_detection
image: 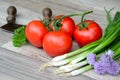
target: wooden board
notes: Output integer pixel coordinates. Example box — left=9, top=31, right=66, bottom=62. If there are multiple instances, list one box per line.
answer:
left=1, top=41, right=79, bottom=62
left=0, top=47, right=93, bottom=80
left=0, top=0, right=120, bottom=80
left=2, top=40, right=120, bottom=80
left=0, top=1, right=93, bottom=79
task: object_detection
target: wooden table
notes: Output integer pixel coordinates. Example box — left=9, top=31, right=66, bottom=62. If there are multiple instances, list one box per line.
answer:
left=0, top=0, right=120, bottom=80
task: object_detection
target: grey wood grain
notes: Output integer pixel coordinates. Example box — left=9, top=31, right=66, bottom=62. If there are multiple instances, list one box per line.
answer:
left=0, top=47, right=94, bottom=80
left=1, top=0, right=109, bottom=29
left=0, top=0, right=120, bottom=80
left=0, top=22, right=12, bottom=46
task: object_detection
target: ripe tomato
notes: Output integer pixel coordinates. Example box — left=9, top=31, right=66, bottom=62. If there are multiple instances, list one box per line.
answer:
left=74, top=20, right=102, bottom=47
left=49, top=15, right=75, bottom=37
left=25, top=20, right=48, bottom=47
left=43, top=31, right=72, bottom=57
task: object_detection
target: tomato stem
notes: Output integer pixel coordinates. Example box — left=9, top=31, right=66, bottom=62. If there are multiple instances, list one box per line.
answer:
left=43, top=19, right=52, bottom=31
left=53, top=10, right=93, bottom=30
left=60, top=10, right=93, bottom=19
left=78, top=11, right=93, bottom=29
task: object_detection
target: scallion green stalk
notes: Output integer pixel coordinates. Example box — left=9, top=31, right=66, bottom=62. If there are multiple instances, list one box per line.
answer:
left=54, top=60, right=88, bottom=74
left=62, top=40, right=120, bottom=76
left=114, top=47, right=120, bottom=59
left=58, top=46, right=120, bottom=76
left=67, top=65, right=93, bottom=76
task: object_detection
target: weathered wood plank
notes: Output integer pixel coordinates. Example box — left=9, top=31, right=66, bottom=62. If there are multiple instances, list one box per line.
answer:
left=0, top=22, right=12, bottom=46
left=0, top=0, right=120, bottom=80
left=1, top=0, right=110, bottom=29
left=1, top=38, right=80, bottom=61
left=0, top=1, right=42, bottom=25
left=0, top=1, right=94, bottom=79
left=83, top=70, right=120, bottom=80
left=0, top=47, right=94, bottom=80
left=2, top=39, right=120, bottom=80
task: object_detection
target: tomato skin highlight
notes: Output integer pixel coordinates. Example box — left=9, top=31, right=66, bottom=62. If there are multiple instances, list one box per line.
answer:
left=25, top=20, right=48, bottom=47
left=60, top=17, right=75, bottom=36
left=43, top=31, right=73, bottom=57
left=50, top=15, right=75, bottom=37
left=74, top=20, right=102, bottom=47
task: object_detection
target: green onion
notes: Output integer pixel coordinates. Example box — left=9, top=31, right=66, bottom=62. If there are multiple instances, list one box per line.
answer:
left=54, top=60, right=88, bottom=74
left=114, top=47, right=120, bottom=59
left=68, top=65, right=93, bottom=76
left=55, top=39, right=120, bottom=75
left=66, top=46, right=120, bottom=76
left=54, top=40, right=120, bottom=74
left=104, top=7, right=114, bottom=24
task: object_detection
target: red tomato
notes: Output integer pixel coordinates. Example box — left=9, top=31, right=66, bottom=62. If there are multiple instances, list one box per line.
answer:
left=49, top=15, right=75, bottom=37
left=25, top=20, right=48, bottom=47
left=74, top=20, right=102, bottom=47
left=43, top=31, right=72, bottom=57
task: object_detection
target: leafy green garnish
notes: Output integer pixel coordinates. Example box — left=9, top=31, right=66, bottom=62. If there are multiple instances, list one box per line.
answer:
left=12, top=26, right=27, bottom=47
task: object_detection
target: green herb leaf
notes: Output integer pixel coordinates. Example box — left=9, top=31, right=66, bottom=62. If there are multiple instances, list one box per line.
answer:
left=12, top=26, right=27, bottom=47
left=104, top=7, right=114, bottom=24
left=104, top=11, right=120, bottom=37
left=113, top=12, right=120, bottom=22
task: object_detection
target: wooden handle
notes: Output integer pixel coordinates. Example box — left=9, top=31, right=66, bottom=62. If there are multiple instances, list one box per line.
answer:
left=6, top=6, right=17, bottom=24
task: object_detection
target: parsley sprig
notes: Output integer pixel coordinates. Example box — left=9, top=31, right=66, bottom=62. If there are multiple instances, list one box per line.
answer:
left=12, top=26, right=27, bottom=47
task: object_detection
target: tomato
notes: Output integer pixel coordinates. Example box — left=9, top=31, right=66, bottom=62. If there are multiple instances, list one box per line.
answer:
left=49, top=15, right=75, bottom=37
left=74, top=20, right=102, bottom=47
left=25, top=20, right=48, bottom=47
left=43, top=31, right=72, bottom=57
